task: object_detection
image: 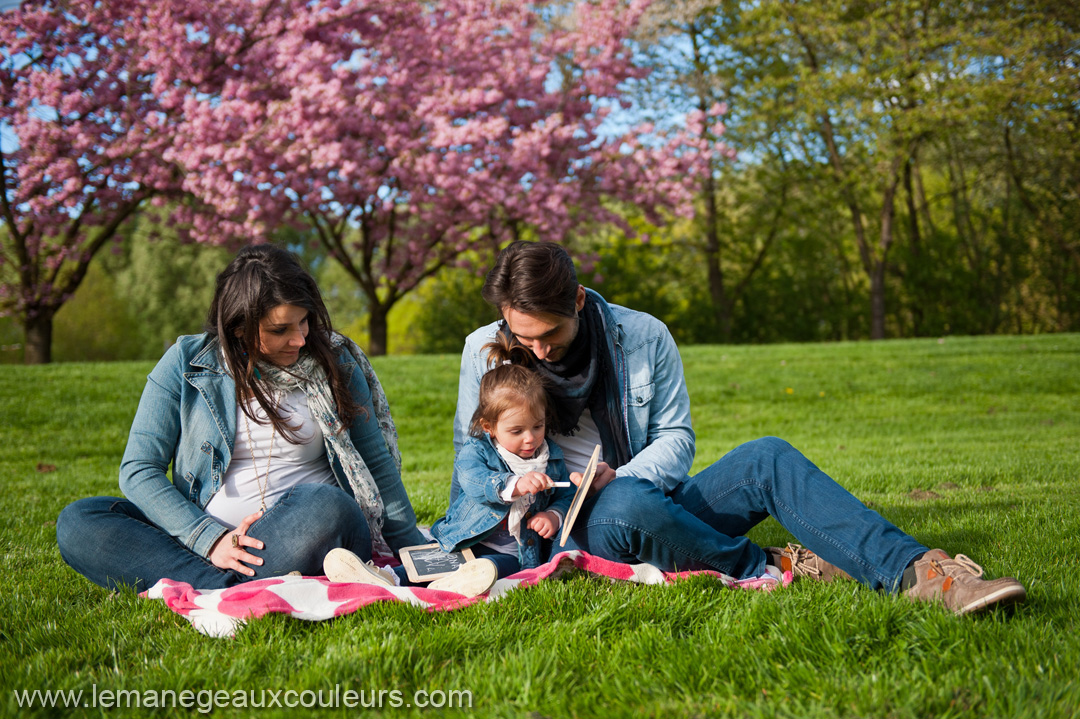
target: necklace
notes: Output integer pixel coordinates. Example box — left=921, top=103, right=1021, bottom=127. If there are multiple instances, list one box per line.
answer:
left=242, top=410, right=277, bottom=511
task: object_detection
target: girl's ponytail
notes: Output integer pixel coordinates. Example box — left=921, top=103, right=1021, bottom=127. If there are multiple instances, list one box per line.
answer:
left=469, top=335, right=552, bottom=438
left=482, top=332, right=533, bottom=370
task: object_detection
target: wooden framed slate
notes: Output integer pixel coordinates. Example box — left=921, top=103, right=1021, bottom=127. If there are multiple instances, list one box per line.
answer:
left=559, top=444, right=601, bottom=547
left=398, top=543, right=477, bottom=582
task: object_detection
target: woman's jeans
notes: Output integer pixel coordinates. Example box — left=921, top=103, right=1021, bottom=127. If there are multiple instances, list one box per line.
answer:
left=57, top=484, right=372, bottom=593
left=560, top=437, right=927, bottom=591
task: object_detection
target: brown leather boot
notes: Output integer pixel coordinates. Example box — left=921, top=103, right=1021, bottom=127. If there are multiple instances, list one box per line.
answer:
left=903, top=549, right=1026, bottom=615
left=764, top=543, right=853, bottom=582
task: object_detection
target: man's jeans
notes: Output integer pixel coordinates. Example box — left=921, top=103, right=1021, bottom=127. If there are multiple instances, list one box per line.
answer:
left=57, top=484, right=372, bottom=593
left=562, top=437, right=926, bottom=590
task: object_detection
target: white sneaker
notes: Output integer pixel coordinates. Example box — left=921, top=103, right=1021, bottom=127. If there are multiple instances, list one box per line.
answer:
left=426, top=559, right=498, bottom=598
left=323, top=548, right=397, bottom=587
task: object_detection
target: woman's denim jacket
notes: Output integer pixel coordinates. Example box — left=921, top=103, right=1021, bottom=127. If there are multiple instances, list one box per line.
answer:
left=453, top=289, right=696, bottom=494
left=119, top=333, right=425, bottom=558
left=430, top=435, right=574, bottom=569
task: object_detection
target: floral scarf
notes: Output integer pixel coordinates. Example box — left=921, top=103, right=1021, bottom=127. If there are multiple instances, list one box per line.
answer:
left=253, top=334, right=398, bottom=557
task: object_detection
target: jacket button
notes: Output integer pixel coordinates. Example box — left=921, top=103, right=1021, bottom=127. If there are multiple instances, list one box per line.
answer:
left=526, top=538, right=535, bottom=546
left=524, top=511, right=532, bottom=519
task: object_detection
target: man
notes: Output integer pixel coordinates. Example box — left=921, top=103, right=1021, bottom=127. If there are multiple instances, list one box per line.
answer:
left=452, top=241, right=1026, bottom=615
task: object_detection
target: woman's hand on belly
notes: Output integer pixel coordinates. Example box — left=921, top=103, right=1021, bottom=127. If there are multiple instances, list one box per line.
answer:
left=208, top=509, right=265, bottom=576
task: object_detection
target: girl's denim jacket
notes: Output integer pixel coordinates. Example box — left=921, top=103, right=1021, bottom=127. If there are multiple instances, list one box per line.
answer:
left=118, top=333, right=426, bottom=559
left=430, top=435, right=575, bottom=569
left=453, top=289, right=696, bottom=494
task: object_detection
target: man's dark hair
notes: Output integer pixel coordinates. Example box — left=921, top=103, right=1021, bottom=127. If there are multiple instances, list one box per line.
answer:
left=481, top=241, right=579, bottom=318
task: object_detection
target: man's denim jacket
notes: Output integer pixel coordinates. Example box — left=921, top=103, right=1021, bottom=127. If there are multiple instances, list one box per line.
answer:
left=454, top=290, right=696, bottom=495
left=119, top=333, right=425, bottom=558
left=431, top=435, right=574, bottom=569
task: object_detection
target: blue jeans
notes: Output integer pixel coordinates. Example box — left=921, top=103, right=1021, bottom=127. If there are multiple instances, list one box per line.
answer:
left=57, top=484, right=372, bottom=593
left=562, top=437, right=927, bottom=591
left=468, top=545, right=522, bottom=578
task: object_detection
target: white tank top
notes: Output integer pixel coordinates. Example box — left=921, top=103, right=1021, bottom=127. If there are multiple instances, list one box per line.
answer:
left=205, top=389, right=337, bottom=529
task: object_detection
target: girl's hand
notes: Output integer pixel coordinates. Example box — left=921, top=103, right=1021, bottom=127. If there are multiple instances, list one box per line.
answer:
left=527, top=511, right=559, bottom=539
left=208, top=510, right=265, bottom=575
left=513, top=471, right=552, bottom=497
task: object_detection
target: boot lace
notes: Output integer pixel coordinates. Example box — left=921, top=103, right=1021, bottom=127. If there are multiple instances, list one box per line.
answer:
left=940, top=554, right=985, bottom=579
left=783, top=543, right=823, bottom=579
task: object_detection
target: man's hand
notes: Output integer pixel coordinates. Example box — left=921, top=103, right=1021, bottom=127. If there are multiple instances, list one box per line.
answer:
left=207, top=510, right=265, bottom=576
left=569, top=461, right=616, bottom=497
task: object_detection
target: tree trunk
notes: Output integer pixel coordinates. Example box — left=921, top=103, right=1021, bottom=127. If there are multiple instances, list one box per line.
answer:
left=903, top=157, right=925, bottom=335
left=873, top=168, right=902, bottom=340
left=367, top=305, right=389, bottom=357
left=702, top=173, right=732, bottom=341
left=688, top=21, right=732, bottom=342
left=870, top=261, right=887, bottom=340
left=24, top=311, right=53, bottom=365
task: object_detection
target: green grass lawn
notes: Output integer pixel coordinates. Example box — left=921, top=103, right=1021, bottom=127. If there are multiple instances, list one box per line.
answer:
left=1, top=334, right=1078, bottom=718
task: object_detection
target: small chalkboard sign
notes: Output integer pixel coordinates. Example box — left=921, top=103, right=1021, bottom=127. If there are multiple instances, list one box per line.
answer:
left=559, top=444, right=602, bottom=547
left=398, top=543, right=476, bottom=582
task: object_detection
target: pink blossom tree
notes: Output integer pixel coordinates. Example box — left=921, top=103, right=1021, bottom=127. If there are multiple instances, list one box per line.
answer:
left=173, top=0, right=720, bottom=354
left=0, top=0, right=308, bottom=363
left=3, top=0, right=723, bottom=360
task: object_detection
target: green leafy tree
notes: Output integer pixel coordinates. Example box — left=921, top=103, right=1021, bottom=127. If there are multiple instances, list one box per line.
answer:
left=631, top=2, right=768, bottom=341
left=639, top=0, right=1078, bottom=340
left=52, top=259, right=146, bottom=362
left=996, top=3, right=1080, bottom=331
left=408, top=269, right=494, bottom=354
left=110, top=222, right=234, bottom=354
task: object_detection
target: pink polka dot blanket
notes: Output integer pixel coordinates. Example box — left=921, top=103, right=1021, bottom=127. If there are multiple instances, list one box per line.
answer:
left=144, top=551, right=791, bottom=637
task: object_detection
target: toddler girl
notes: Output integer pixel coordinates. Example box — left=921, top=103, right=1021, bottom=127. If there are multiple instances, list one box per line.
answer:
left=430, top=335, right=575, bottom=577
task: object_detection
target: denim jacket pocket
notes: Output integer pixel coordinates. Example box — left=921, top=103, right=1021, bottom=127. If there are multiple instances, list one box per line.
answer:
left=210, top=452, right=224, bottom=494
left=626, top=380, right=655, bottom=454
left=183, top=472, right=199, bottom=503
left=184, top=443, right=223, bottom=507
left=433, top=501, right=503, bottom=550
left=628, top=380, right=654, bottom=407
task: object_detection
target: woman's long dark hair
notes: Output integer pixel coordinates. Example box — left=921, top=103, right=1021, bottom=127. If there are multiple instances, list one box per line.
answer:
left=469, top=332, right=553, bottom=438
left=206, top=244, right=360, bottom=440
